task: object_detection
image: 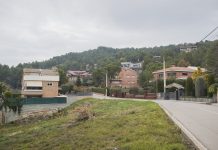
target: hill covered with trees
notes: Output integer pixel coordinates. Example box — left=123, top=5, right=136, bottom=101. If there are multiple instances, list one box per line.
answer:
left=0, top=40, right=217, bottom=89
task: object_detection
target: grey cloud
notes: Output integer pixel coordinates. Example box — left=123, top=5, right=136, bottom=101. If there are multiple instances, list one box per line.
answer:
left=0, top=0, right=218, bottom=66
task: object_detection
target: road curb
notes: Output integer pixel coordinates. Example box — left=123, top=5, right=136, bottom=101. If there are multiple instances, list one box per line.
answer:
left=158, top=103, right=207, bottom=150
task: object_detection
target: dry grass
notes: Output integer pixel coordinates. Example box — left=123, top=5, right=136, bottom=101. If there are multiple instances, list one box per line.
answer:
left=0, top=98, right=192, bottom=150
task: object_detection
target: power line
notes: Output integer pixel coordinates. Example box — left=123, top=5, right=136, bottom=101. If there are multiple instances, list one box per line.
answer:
left=200, top=26, right=218, bottom=41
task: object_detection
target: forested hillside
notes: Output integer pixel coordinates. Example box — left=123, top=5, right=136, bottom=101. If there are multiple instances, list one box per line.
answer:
left=0, top=40, right=217, bottom=89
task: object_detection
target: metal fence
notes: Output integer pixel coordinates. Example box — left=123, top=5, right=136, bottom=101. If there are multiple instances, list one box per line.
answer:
left=21, top=97, right=67, bottom=105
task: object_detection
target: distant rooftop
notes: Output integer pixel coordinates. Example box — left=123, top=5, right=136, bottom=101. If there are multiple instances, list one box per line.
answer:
left=67, top=70, right=91, bottom=76
left=23, top=68, right=59, bottom=76
left=153, top=66, right=206, bottom=74
left=121, top=62, right=142, bottom=69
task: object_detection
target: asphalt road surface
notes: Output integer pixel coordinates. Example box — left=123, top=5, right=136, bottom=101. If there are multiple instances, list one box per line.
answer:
left=156, top=100, right=218, bottom=150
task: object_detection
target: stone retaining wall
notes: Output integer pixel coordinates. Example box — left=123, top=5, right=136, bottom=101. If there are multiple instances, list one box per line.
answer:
left=13, top=109, right=59, bottom=124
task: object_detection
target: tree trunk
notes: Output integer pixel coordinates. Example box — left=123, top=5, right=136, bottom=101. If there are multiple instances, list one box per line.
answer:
left=0, top=111, right=6, bottom=124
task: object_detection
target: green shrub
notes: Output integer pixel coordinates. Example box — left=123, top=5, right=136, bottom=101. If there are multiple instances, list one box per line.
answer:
left=208, top=83, right=218, bottom=95
left=92, top=87, right=105, bottom=94
left=138, top=88, right=145, bottom=95
left=129, top=87, right=139, bottom=95
left=61, top=84, right=70, bottom=94
left=110, top=88, right=122, bottom=96
left=4, top=91, right=12, bottom=98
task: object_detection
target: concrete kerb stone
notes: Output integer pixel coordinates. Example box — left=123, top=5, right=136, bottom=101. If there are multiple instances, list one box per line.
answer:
left=158, top=103, right=207, bottom=150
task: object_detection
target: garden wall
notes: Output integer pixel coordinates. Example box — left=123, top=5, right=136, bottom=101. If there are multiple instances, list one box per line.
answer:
left=21, top=97, right=67, bottom=105
left=180, top=97, right=216, bottom=103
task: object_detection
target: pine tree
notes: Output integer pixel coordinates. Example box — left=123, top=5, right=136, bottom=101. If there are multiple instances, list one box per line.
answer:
left=206, top=41, right=218, bottom=77
left=185, top=77, right=194, bottom=96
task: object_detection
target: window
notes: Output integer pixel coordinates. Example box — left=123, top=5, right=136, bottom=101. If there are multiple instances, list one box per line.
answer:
left=47, top=83, right=53, bottom=86
left=167, top=72, right=176, bottom=78
left=26, top=86, right=42, bottom=90
left=182, top=72, right=188, bottom=76
left=159, top=73, right=163, bottom=78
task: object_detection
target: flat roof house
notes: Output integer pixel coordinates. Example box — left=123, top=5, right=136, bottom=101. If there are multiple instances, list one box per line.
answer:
left=21, top=68, right=59, bottom=98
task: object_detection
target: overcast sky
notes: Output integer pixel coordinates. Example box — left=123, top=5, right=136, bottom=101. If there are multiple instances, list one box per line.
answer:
left=0, top=0, right=218, bottom=66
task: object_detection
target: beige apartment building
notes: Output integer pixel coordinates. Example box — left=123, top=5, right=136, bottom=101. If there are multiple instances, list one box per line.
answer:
left=21, top=68, right=59, bottom=98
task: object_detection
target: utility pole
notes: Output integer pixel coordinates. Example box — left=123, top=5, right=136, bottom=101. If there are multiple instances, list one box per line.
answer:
left=163, top=57, right=166, bottom=98
left=200, top=26, right=218, bottom=41
left=154, top=56, right=167, bottom=99
left=105, top=71, right=108, bottom=97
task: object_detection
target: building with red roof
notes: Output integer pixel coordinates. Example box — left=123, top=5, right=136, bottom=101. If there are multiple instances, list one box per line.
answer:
left=152, top=66, right=206, bottom=80
left=67, top=70, right=92, bottom=82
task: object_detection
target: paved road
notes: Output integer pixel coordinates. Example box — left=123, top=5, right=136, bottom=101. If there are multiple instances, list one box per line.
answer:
left=156, top=100, right=218, bottom=150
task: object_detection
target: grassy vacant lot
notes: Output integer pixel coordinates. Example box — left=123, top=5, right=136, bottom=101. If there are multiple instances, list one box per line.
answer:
left=0, top=98, right=191, bottom=150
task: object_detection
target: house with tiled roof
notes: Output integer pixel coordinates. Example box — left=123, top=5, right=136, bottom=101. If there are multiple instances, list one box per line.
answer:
left=67, top=70, right=92, bottom=83
left=152, top=66, right=206, bottom=80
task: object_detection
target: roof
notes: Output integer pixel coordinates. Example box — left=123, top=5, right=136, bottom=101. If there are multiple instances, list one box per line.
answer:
left=23, top=68, right=59, bottom=76
left=153, top=66, right=194, bottom=74
left=187, top=66, right=206, bottom=72
left=121, top=67, right=138, bottom=73
left=67, top=70, right=92, bottom=76
left=166, top=83, right=184, bottom=89
left=180, top=45, right=197, bottom=49
left=152, top=66, right=206, bottom=74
